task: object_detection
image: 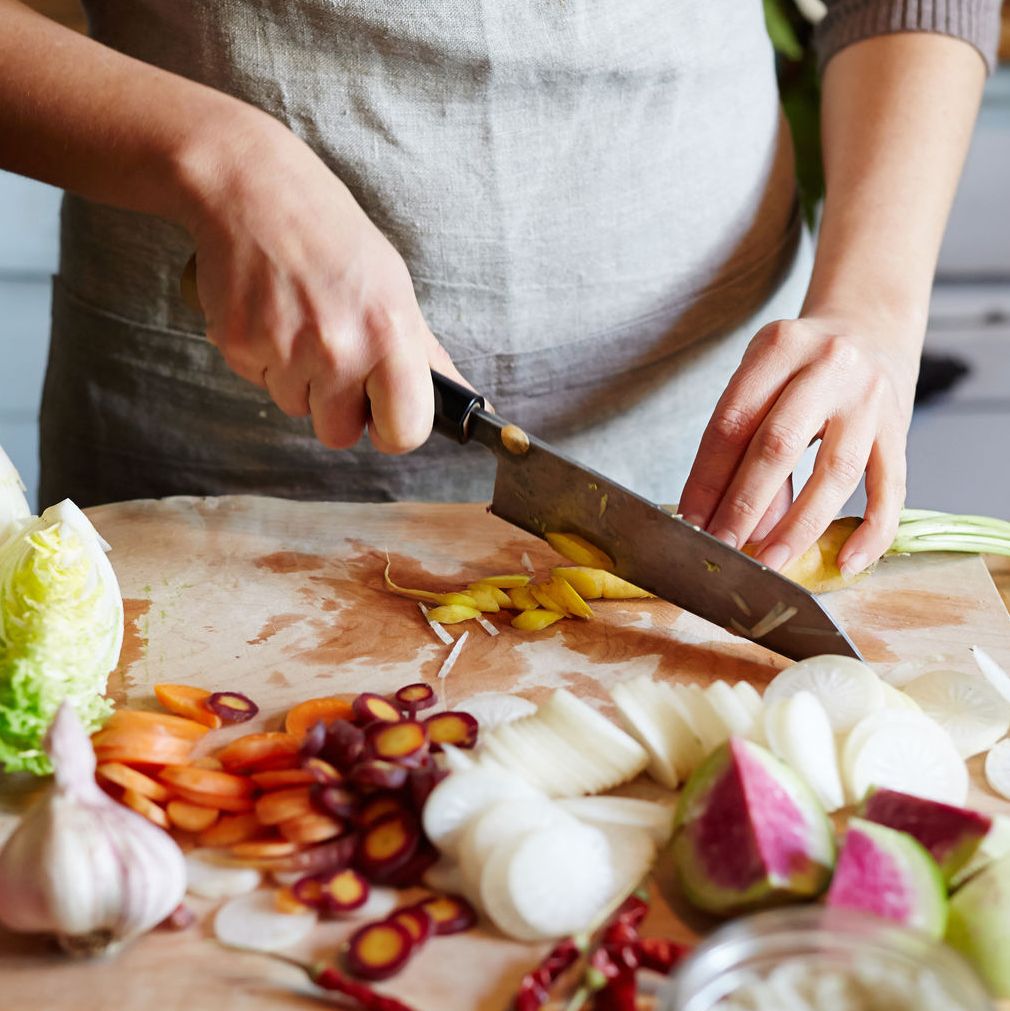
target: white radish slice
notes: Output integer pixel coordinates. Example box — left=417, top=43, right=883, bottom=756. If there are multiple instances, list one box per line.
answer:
left=672, top=684, right=726, bottom=753
left=881, top=682, right=921, bottom=712
left=764, top=691, right=844, bottom=812
left=436, top=629, right=468, bottom=681
left=611, top=681, right=680, bottom=789
left=423, top=860, right=469, bottom=899
left=842, top=709, right=968, bottom=806
left=538, top=689, right=648, bottom=790
left=732, top=681, right=764, bottom=719
left=557, top=795, right=675, bottom=847
left=422, top=765, right=543, bottom=857
left=439, top=742, right=476, bottom=773
left=761, top=698, right=792, bottom=763
left=764, top=655, right=884, bottom=733
left=526, top=720, right=601, bottom=797
left=646, top=680, right=706, bottom=777
left=705, top=681, right=757, bottom=739
left=594, top=823, right=657, bottom=909
left=903, top=669, right=1010, bottom=758
left=214, top=890, right=317, bottom=952
left=481, top=721, right=550, bottom=792
left=971, top=646, right=1010, bottom=706
left=457, top=692, right=537, bottom=731
left=479, top=823, right=613, bottom=941
left=476, top=615, right=500, bottom=637
left=186, top=849, right=263, bottom=899
left=985, top=739, right=1010, bottom=801
left=353, top=886, right=403, bottom=922
left=459, top=796, right=574, bottom=891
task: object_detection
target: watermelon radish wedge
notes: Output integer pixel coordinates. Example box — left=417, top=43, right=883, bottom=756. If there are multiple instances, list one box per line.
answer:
left=672, top=737, right=834, bottom=916
left=826, top=818, right=947, bottom=939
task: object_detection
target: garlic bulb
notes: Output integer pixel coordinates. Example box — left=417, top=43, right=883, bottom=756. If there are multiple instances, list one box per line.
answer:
left=0, top=702, right=186, bottom=955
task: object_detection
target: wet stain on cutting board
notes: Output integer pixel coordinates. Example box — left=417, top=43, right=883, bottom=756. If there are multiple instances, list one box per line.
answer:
left=105, top=598, right=152, bottom=707
left=855, top=589, right=968, bottom=631
left=247, top=613, right=304, bottom=646
left=254, top=551, right=327, bottom=574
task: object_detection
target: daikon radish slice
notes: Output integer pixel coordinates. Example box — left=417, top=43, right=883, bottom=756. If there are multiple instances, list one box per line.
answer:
left=456, top=692, right=536, bottom=731
left=971, top=646, right=1010, bottom=706
left=880, top=682, right=922, bottom=712
left=842, top=709, right=968, bottom=806
left=479, top=823, right=614, bottom=941
left=558, top=795, right=674, bottom=847
left=538, top=689, right=648, bottom=790
left=903, top=669, right=1010, bottom=758
left=352, top=886, right=402, bottom=922
left=732, top=681, right=764, bottom=719
left=519, top=720, right=598, bottom=797
left=214, top=890, right=316, bottom=952
left=764, top=691, right=845, bottom=812
left=594, top=822, right=657, bottom=907
left=459, top=796, right=573, bottom=891
left=646, top=680, right=706, bottom=778
left=422, top=766, right=542, bottom=857
left=611, top=681, right=681, bottom=789
left=985, top=740, right=1010, bottom=801
left=185, top=849, right=263, bottom=899
left=671, top=684, right=726, bottom=754
left=705, top=681, right=757, bottom=739
left=764, top=655, right=884, bottom=733
left=480, top=722, right=554, bottom=794
left=438, top=743, right=475, bottom=775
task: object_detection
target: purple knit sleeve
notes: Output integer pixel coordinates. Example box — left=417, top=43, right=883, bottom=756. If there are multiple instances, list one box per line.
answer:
left=814, top=0, right=1002, bottom=73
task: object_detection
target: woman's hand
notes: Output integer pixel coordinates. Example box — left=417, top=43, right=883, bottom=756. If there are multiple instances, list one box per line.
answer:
left=678, top=314, right=919, bottom=578
left=182, top=112, right=467, bottom=454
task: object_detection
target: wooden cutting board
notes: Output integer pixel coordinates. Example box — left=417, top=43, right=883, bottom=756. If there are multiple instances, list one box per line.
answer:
left=2, top=495, right=1010, bottom=1011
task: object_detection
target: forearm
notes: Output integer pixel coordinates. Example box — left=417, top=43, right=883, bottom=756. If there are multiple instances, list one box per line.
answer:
left=0, top=0, right=276, bottom=229
left=803, top=32, right=987, bottom=338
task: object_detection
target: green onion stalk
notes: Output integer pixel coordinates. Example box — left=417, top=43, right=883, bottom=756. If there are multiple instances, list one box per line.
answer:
left=888, top=509, right=1010, bottom=559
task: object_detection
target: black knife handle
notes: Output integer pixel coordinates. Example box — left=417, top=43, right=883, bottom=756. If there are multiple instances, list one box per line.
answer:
left=431, top=370, right=485, bottom=443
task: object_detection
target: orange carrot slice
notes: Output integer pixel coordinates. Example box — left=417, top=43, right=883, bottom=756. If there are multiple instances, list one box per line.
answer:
left=154, top=683, right=222, bottom=729
left=250, top=768, right=317, bottom=791
left=166, top=784, right=256, bottom=813
left=122, top=789, right=170, bottom=830
left=160, top=765, right=254, bottom=799
left=192, top=756, right=224, bottom=770
left=230, top=840, right=300, bottom=860
left=284, top=697, right=355, bottom=741
left=197, top=812, right=263, bottom=848
left=167, top=799, right=220, bottom=833
left=96, top=762, right=170, bottom=802
left=255, top=786, right=316, bottom=826
left=103, top=709, right=211, bottom=741
left=93, top=729, right=195, bottom=766
left=278, top=812, right=344, bottom=844
left=216, top=732, right=300, bottom=772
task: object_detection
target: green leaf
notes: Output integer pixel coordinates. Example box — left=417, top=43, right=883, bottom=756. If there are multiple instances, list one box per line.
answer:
left=763, top=0, right=804, bottom=61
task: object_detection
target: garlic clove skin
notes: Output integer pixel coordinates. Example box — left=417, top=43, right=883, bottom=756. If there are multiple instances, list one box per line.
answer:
left=0, top=703, right=186, bottom=956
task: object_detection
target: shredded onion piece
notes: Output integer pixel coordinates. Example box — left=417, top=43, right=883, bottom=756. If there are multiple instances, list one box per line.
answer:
left=418, top=602, right=454, bottom=646
left=476, top=615, right=500, bottom=637
left=437, top=631, right=469, bottom=681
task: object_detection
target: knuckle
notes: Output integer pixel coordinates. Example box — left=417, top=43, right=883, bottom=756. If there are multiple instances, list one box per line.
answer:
left=755, top=421, right=804, bottom=465
left=821, top=447, right=864, bottom=487
left=710, top=407, right=754, bottom=448
left=756, top=320, right=792, bottom=351
left=364, top=302, right=410, bottom=350
left=822, top=334, right=862, bottom=371
left=724, top=489, right=763, bottom=523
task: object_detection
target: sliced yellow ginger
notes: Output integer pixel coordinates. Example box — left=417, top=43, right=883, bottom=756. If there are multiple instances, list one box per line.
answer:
left=383, top=561, right=478, bottom=608
left=463, top=584, right=501, bottom=613
left=551, top=566, right=653, bottom=600
left=781, top=516, right=869, bottom=594
left=472, top=574, right=532, bottom=589
left=508, top=586, right=540, bottom=611
left=545, top=532, right=614, bottom=571
left=426, top=604, right=481, bottom=624
left=530, top=582, right=567, bottom=615
left=470, top=583, right=512, bottom=609
left=511, top=608, right=565, bottom=632
left=544, top=575, right=593, bottom=619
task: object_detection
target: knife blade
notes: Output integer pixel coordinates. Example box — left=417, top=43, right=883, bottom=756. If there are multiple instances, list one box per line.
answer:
left=432, top=371, right=862, bottom=662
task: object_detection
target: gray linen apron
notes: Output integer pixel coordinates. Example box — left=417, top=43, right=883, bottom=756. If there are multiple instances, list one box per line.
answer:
left=41, top=0, right=804, bottom=509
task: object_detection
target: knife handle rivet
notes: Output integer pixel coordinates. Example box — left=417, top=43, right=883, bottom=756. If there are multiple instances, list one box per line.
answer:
left=501, top=424, right=530, bottom=455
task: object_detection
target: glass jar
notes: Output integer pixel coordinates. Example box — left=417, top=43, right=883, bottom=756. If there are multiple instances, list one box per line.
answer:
left=657, top=907, right=992, bottom=1011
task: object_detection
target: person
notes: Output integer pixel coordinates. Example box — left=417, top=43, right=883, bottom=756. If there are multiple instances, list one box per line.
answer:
left=0, top=1, right=999, bottom=580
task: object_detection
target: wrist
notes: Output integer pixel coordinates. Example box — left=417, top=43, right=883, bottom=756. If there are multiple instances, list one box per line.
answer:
left=164, top=97, right=291, bottom=236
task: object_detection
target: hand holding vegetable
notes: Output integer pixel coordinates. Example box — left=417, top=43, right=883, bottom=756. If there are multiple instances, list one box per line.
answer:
left=181, top=112, right=470, bottom=454
left=679, top=313, right=917, bottom=578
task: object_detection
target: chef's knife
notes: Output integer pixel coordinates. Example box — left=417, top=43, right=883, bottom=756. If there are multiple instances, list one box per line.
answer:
left=432, top=371, right=862, bottom=662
